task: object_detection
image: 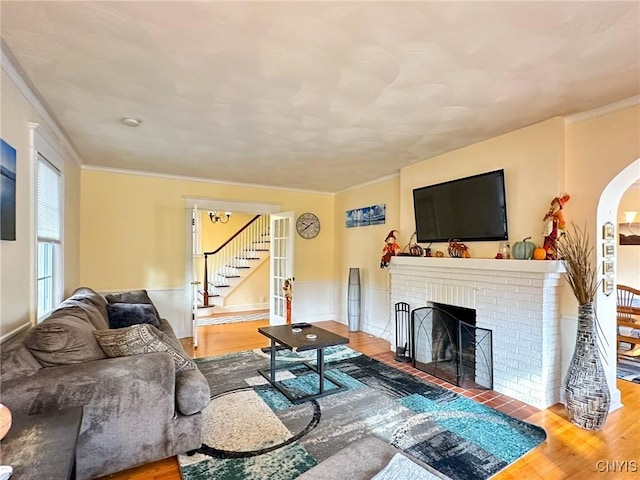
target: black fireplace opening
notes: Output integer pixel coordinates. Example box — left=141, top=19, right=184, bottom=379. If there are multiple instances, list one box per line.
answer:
left=411, top=303, right=493, bottom=389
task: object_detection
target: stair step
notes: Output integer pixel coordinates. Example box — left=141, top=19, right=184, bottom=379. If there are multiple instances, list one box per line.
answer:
left=197, top=291, right=219, bottom=297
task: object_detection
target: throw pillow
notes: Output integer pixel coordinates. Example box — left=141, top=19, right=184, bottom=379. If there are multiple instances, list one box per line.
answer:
left=104, top=289, right=161, bottom=322
left=93, top=324, right=196, bottom=373
left=105, top=289, right=154, bottom=306
left=106, top=303, right=161, bottom=329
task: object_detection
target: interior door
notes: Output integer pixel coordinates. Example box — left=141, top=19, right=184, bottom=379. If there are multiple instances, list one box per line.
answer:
left=190, top=205, right=201, bottom=348
left=270, top=211, right=295, bottom=325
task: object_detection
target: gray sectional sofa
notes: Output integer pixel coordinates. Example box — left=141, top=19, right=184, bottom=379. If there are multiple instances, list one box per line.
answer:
left=297, top=436, right=450, bottom=480
left=0, top=287, right=210, bottom=480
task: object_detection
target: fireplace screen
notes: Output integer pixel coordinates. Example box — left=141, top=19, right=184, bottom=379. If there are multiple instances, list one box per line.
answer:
left=411, top=306, right=493, bottom=389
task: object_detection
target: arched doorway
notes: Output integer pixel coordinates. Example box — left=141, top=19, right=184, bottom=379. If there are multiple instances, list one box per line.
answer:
left=596, top=158, right=640, bottom=409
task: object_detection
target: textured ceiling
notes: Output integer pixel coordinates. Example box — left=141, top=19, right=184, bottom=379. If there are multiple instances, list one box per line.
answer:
left=1, top=1, right=639, bottom=193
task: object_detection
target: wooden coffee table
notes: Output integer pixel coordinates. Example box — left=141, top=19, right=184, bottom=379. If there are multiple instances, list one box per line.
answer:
left=257, top=324, right=349, bottom=404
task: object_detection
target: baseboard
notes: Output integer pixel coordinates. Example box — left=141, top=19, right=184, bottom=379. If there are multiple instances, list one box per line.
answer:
left=210, top=303, right=269, bottom=313
left=0, top=322, right=31, bottom=345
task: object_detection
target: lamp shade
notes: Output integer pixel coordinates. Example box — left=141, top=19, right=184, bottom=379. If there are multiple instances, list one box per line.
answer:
left=0, top=403, right=12, bottom=440
left=624, top=211, right=638, bottom=223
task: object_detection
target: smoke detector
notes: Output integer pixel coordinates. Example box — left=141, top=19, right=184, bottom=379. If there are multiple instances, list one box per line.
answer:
left=121, top=117, right=142, bottom=127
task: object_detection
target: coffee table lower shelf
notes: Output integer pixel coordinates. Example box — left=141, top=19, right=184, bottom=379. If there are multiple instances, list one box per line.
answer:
left=258, top=344, right=347, bottom=404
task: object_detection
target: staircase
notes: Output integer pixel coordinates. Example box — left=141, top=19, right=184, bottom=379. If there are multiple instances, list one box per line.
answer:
left=198, top=214, right=270, bottom=313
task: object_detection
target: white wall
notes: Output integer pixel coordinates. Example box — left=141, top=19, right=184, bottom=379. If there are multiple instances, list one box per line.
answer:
left=0, top=61, right=81, bottom=341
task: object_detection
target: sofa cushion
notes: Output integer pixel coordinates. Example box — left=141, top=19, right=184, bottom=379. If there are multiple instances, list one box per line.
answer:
left=296, top=436, right=451, bottom=480
left=93, top=324, right=196, bottom=373
left=24, top=316, right=107, bottom=367
left=107, top=303, right=161, bottom=329
left=175, top=368, right=211, bottom=415
left=57, top=298, right=109, bottom=331
left=105, top=289, right=161, bottom=322
left=372, top=453, right=442, bottom=480
left=69, top=287, right=110, bottom=328
left=1, top=344, right=42, bottom=383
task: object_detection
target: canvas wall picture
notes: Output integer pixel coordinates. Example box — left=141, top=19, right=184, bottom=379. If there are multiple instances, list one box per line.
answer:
left=345, top=204, right=386, bottom=228
left=619, top=223, right=640, bottom=245
left=1, top=139, right=16, bottom=241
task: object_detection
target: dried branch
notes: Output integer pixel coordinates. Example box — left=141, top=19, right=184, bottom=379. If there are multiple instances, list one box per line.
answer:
left=556, top=222, right=599, bottom=304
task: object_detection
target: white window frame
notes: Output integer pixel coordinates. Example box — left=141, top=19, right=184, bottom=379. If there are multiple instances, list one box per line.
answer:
left=32, top=125, right=65, bottom=322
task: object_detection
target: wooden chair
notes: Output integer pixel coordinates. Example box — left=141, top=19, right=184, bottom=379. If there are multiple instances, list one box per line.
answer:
left=616, top=284, right=640, bottom=356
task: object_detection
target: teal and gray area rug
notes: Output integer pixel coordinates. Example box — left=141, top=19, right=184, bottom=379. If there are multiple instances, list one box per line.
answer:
left=179, top=346, right=546, bottom=480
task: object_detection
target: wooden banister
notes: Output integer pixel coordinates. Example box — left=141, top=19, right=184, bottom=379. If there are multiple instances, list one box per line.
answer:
left=202, top=214, right=262, bottom=306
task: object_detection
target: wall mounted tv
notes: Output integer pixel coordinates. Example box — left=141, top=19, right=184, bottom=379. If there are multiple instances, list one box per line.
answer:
left=413, top=169, right=508, bottom=243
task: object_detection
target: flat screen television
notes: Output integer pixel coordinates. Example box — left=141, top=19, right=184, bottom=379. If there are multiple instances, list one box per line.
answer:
left=413, top=169, right=508, bottom=243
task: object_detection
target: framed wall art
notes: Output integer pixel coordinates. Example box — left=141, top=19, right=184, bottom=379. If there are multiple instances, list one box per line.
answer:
left=602, top=222, right=614, bottom=241
left=345, top=204, right=385, bottom=228
left=619, top=222, right=640, bottom=245
left=1, top=139, right=17, bottom=241
left=602, top=243, right=615, bottom=257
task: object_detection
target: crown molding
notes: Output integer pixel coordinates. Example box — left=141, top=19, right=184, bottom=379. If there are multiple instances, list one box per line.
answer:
left=336, top=172, right=399, bottom=195
left=564, top=95, right=640, bottom=125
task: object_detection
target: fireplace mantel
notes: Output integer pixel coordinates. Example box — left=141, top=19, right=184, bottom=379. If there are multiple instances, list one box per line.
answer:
left=389, top=255, right=565, bottom=408
left=391, top=255, right=565, bottom=273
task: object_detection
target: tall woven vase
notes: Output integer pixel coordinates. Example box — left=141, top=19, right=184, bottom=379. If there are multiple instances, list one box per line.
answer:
left=563, top=302, right=610, bottom=430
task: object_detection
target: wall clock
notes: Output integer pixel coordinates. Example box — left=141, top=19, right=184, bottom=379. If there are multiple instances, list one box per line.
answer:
left=296, top=212, right=320, bottom=239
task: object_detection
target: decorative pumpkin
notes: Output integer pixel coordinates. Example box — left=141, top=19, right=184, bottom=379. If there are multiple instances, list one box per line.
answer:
left=461, top=250, right=471, bottom=258
left=435, top=250, right=444, bottom=257
left=447, top=240, right=468, bottom=258
left=533, top=247, right=547, bottom=260
left=512, top=237, right=536, bottom=260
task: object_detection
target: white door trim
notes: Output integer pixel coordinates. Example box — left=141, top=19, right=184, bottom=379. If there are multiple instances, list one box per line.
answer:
left=183, top=197, right=281, bottom=214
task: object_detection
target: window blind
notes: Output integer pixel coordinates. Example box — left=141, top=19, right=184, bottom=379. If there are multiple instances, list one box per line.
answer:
left=37, top=154, right=61, bottom=241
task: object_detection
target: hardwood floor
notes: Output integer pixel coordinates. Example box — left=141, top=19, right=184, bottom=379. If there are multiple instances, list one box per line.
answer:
left=99, top=320, right=640, bottom=480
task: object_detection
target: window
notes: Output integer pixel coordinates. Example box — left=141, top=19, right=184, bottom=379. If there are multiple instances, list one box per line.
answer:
left=37, top=154, right=62, bottom=319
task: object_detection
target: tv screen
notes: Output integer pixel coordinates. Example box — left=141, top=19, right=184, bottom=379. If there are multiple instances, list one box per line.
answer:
left=413, top=169, right=508, bottom=243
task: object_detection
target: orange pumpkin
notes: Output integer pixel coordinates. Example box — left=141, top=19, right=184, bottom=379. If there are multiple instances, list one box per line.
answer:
left=533, top=247, right=547, bottom=260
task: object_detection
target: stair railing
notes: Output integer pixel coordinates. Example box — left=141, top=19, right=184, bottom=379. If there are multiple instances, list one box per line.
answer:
left=202, top=214, right=270, bottom=306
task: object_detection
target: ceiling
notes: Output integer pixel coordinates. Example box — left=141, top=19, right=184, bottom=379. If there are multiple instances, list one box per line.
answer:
left=2, top=1, right=639, bottom=193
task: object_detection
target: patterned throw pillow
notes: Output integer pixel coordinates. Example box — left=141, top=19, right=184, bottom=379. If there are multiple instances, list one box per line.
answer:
left=93, top=324, right=196, bottom=373
left=106, top=303, right=161, bottom=329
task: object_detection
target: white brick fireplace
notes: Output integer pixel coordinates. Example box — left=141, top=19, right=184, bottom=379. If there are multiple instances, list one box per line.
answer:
left=389, top=256, right=565, bottom=409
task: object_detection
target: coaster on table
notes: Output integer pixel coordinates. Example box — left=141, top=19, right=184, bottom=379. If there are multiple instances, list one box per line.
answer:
left=292, top=328, right=302, bottom=333
left=306, top=333, right=317, bottom=340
